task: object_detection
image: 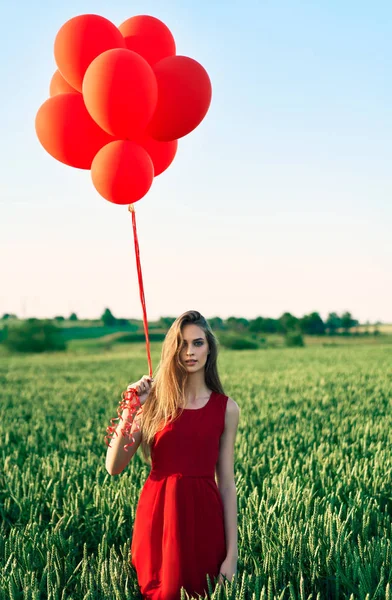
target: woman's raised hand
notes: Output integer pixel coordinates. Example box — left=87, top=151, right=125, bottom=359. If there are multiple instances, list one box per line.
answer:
left=127, top=375, right=154, bottom=406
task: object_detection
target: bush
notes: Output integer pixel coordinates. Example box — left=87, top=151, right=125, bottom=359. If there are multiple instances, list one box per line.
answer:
left=3, top=319, right=67, bottom=353
left=285, top=331, right=305, bottom=348
left=218, top=334, right=259, bottom=350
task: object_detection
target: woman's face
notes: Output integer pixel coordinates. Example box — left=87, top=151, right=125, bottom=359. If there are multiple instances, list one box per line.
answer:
left=179, top=324, right=210, bottom=372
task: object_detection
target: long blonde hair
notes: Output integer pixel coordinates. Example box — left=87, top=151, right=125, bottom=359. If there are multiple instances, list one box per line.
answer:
left=137, top=310, right=225, bottom=465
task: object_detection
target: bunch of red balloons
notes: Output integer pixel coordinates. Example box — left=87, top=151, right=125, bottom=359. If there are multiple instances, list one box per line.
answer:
left=35, top=14, right=212, bottom=205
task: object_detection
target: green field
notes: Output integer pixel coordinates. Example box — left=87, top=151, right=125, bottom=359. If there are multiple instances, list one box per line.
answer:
left=1, top=342, right=392, bottom=599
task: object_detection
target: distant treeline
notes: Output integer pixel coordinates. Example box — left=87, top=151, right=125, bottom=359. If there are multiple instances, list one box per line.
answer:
left=1, top=308, right=383, bottom=336
left=0, top=308, right=385, bottom=354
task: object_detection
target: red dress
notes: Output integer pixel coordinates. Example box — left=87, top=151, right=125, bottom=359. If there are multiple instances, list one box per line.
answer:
left=130, top=391, right=228, bottom=600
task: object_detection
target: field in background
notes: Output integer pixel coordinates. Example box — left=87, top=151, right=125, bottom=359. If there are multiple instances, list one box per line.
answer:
left=355, top=323, right=392, bottom=334
left=1, top=343, right=392, bottom=598
left=1, top=327, right=391, bottom=358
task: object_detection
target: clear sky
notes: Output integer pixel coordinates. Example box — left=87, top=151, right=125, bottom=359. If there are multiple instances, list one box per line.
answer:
left=1, top=1, right=391, bottom=323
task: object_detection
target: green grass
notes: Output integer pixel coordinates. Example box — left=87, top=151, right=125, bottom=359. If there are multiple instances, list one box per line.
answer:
left=1, top=343, right=392, bottom=598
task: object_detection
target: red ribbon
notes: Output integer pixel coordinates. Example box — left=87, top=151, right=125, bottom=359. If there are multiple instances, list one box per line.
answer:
left=105, top=387, right=144, bottom=452
left=130, top=204, right=153, bottom=379
left=104, top=203, right=153, bottom=451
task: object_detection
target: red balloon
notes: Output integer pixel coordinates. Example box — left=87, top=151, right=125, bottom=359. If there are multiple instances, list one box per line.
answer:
left=136, top=135, right=177, bottom=176
left=83, top=48, right=158, bottom=139
left=35, top=93, right=115, bottom=169
left=147, top=56, right=212, bottom=142
left=91, top=140, right=154, bottom=204
left=118, top=15, right=176, bottom=66
left=54, top=14, right=125, bottom=92
left=50, top=70, right=79, bottom=96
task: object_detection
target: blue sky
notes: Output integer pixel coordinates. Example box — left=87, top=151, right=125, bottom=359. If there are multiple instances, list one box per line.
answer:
left=1, top=0, right=391, bottom=323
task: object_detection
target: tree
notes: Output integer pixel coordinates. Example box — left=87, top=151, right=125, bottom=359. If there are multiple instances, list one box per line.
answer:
left=102, top=308, right=117, bottom=327
left=209, top=317, right=225, bottom=330
left=249, top=317, right=264, bottom=333
left=341, top=311, right=356, bottom=334
left=263, top=318, right=279, bottom=333
left=69, top=313, right=78, bottom=321
left=159, top=317, right=176, bottom=330
left=278, top=312, right=299, bottom=334
left=299, top=312, right=326, bottom=335
left=54, top=316, right=65, bottom=322
left=249, top=316, right=279, bottom=334
left=225, top=317, right=249, bottom=333
left=326, top=312, right=341, bottom=335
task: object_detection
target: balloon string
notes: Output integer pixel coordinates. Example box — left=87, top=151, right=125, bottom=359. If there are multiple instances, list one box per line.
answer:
left=104, top=387, right=143, bottom=451
left=104, top=204, right=152, bottom=450
left=128, top=203, right=153, bottom=378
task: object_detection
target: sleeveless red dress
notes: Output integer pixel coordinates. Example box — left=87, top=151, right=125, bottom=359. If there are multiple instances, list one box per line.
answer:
left=130, top=391, right=228, bottom=600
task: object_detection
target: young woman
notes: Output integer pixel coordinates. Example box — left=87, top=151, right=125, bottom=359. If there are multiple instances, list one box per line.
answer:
left=105, top=310, right=241, bottom=600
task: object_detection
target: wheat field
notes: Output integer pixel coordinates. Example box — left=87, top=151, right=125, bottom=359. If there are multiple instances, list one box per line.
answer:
left=1, top=342, right=392, bottom=599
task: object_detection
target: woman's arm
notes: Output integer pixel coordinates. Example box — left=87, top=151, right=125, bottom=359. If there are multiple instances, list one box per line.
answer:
left=106, top=376, right=153, bottom=475
left=215, top=398, right=241, bottom=559
left=105, top=407, right=142, bottom=475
